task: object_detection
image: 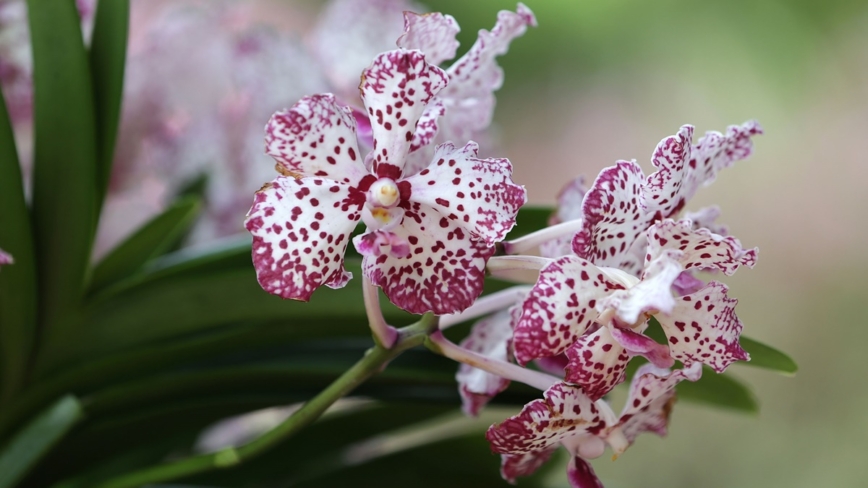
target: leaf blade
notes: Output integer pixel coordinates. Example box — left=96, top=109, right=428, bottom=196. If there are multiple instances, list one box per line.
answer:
left=27, top=0, right=99, bottom=335
left=89, top=0, right=130, bottom=206
left=740, top=336, right=797, bottom=374
left=0, top=395, right=84, bottom=488
left=0, top=69, right=37, bottom=402
left=677, top=366, right=758, bottom=413
left=89, top=197, right=202, bottom=293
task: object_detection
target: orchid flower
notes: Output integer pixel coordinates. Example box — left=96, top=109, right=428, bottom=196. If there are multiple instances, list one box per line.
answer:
left=0, top=248, right=12, bottom=268
left=246, top=49, right=526, bottom=315
left=487, top=363, right=702, bottom=487
left=573, top=121, right=762, bottom=275
left=513, top=217, right=756, bottom=399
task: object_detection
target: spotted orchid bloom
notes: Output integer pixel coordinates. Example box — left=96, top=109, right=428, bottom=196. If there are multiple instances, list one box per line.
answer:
left=487, top=363, right=702, bottom=487
left=513, top=216, right=756, bottom=399
left=246, top=49, right=526, bottom=315
left=397, top=3, right=537, bottom=175
left=573, top=121, right=762, bottom=276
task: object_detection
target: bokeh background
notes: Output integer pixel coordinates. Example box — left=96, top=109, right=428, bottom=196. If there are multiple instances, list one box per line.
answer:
left=13, top=0, right=866, bottom=486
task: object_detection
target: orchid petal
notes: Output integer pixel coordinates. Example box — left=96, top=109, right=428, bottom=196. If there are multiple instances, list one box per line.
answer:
left=500, top=448, right=558, bottom=484
left=609, top=326, right=674, bottom=369
left=602, top=253, right=683, bottom=324
left=245, top=176, right=362, bottom=301
left=360, top=50, right=448, bottom=176
left=672, top=271, right=705, bottom=296
left=567, top=456, right=605, bottom=488
left=457, top=308, right=515, bottom=416
left=397, top=12, right=461, bottom=66
left=514, top=256, right=624, bottom=365
left=265, top=94, right=367, bottom=184
left=403, top=99, right=446, bottom=178
left=644, top=121, right=762, bottom=219
left=646, top=219, right=757, bottom=276
left=654, top=282, right=749, bottom=372
left=438, top=4, right=537, bottom=142
left=617, top=363, right=701, bottom=444
left=540, top=175, right=588, bottom=258
left=486, top=383, right=608, bottom=455
left=572, top=161, right=651, bottom=275
left=564, top=325, right=630, bottom=400
left=684, top=205, right=729, bottom=235
left=406, top=141, right=525, bottom=245
left=362, top=204, right=494, bottom=315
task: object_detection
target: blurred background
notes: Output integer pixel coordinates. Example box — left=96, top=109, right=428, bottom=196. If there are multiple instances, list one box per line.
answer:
left=7, top=0, right=868, bottom=486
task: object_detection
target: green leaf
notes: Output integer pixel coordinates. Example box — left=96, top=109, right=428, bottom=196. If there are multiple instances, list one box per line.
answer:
left=89, top=0, right=129, bottom=206
left=0, top=70, right=37, bottom=402
left=89, top=197, right=202, bottom=293
left=677, top=366, right=758, bottom=413
left=739, top=336, right=797, bottom=374
left=0, top=395, right=83, bottom=488
left=27, top=0, right=99, bottom=334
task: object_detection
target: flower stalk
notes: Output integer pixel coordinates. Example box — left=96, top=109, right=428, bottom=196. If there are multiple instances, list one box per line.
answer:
left=425, top=330, right=560, bottom=391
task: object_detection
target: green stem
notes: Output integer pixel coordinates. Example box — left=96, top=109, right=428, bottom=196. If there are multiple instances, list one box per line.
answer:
left=91, top=314, right=438, bottom=488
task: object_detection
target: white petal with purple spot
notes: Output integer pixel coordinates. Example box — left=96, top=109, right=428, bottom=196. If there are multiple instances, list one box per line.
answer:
left=265, top=94, right=367, bottom=184
left=245, top=176, right=362, bottom=301
left=405, top=141, right=526, bottom=245
left=654, top=281, right=749, bottom=372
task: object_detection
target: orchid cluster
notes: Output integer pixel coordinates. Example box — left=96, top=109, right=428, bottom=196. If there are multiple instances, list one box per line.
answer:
left=246, top=3, right=763, bottom=487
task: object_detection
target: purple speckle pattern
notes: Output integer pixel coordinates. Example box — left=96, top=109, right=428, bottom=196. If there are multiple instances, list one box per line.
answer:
left=513, top=256, right=624, bottom=365
left=644, top=121, right=763, bottom=219
left=362, top=206, right=494, bottom=315
left=360, top=49, right=448, bottom=176
left=646, top=219, right=758, bottom=276
left=500, top=448, right=559, bottom=484
left=572, top=161, right=651, bottom=275
left=486, top=382, right=607, bottom=455
left=564, top=325, right=630, bottom=401
left=245, top=177, right=361, bottom=301
left=405, top=141, right=526, bottom=246
left=617, top=363, right=702, bottom=443
left=456, top=308, right=515, bottom=416
left=654, top=281, right=749, bottom=372
left=265, top=94, right=367, bottom=184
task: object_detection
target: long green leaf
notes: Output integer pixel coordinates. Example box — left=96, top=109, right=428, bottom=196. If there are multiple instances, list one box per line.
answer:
left=28, top=0, right=99, bottom=335
left=89, top=0, right=129, bottom=207
left=0, top=74, right=37, bottom=402
left=0, top=395, right=83, bottom=488
left=740, top=336, right=797, bottom=374
left=677, top=366, right=758, bottom=413
left=89, top=197, right=202, bottom=293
